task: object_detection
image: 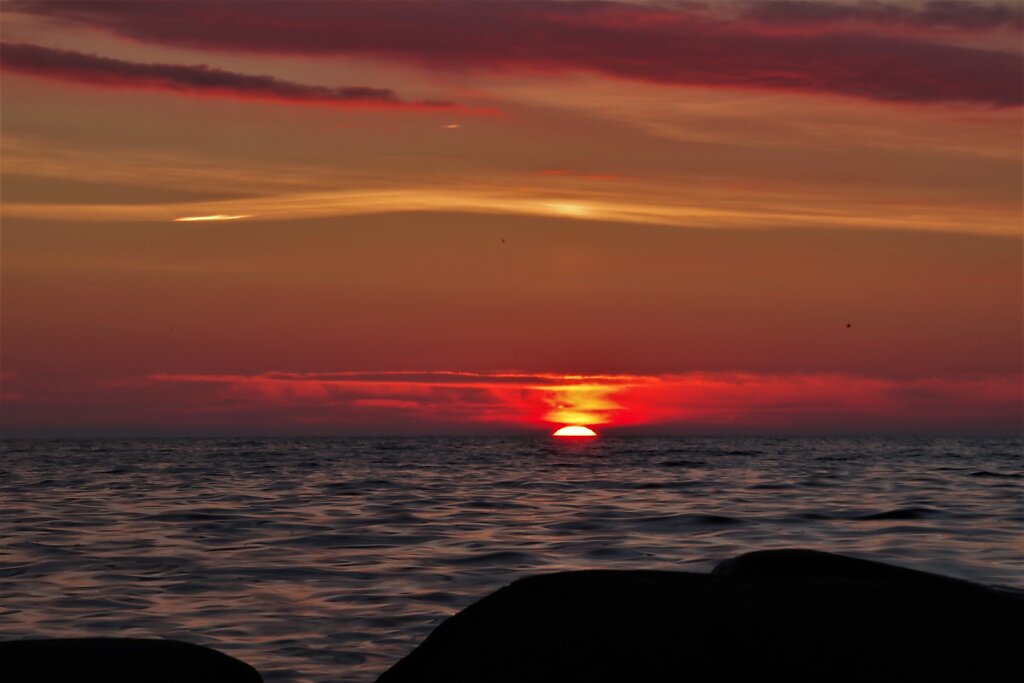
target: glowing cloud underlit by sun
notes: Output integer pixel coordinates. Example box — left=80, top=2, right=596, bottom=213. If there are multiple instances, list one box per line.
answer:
left=173, top=214, right=252, bottom=222
left=545, top=202, right=590, bottom=217
left=553, top=425, right=597, bottom=437
left=541, top=383, right=622, bottom=426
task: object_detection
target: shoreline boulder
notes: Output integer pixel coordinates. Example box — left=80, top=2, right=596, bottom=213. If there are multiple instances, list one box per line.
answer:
left=0, top=637, right=262, bottom=683
left=378, top=549, right=1023, bottom=682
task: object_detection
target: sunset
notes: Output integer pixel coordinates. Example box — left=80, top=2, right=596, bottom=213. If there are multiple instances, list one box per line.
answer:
left=2, top=0, right=1021, bottom=437
left=1, top=2, right=1021, bottom=681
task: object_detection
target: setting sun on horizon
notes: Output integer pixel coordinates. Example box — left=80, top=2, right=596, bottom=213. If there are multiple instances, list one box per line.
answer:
left=553, top=425, right=598, bottom=438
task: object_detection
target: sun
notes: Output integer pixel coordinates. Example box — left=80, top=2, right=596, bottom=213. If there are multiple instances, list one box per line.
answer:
left=553, top=425, right=597, bottom=437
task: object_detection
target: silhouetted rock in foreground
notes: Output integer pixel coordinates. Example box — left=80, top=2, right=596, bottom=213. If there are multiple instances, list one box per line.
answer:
left=379, top=549, right=1023, bottom=682
left=0, top=637, right=262, bottom=683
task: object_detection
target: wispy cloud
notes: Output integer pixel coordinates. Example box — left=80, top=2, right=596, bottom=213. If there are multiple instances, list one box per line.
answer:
left=4, top=368, right=1020, bottom=435
left=109, top=370, right=1024, bottom=433
left=7, top=1, right=1021, bottom=105
left=174, top=214, right=252, bottom=222
left=5, top=185, right=1019, bottom=236
left=1, top=42, right=461, bottom=110
left=146, top=370, right=649, bottom=426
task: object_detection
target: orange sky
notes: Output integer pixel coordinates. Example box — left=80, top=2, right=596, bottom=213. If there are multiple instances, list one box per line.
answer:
left=1, top=1, right=1021, bottom=436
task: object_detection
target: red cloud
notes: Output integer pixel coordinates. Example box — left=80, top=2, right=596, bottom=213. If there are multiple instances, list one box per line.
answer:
left=0, top=42, right=460, bottom=110
left=2, top=370, right=1020, bottom=436
left=6, top=1, right=1021, bottom=106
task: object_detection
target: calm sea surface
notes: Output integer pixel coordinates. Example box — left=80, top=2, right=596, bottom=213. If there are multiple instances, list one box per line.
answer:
left=1, top=437, right=1021, bottom=682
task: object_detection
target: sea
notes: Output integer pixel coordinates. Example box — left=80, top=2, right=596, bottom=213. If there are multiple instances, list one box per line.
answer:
left=1, top=436, right=1021, bottom=682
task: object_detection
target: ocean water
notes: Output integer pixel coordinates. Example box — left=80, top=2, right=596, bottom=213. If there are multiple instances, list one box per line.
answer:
left=1, top=436, right=1021, bottom=682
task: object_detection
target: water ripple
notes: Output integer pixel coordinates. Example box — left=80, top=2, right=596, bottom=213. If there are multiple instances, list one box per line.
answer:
left=1, top=435, right=1021, bottom=683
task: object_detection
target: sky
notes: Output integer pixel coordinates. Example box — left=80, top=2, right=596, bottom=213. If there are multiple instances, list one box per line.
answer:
left=1, top=0, right=1021, bottom=436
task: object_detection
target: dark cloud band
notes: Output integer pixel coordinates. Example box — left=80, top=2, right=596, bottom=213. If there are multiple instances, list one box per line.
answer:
left=5, top=0, right=1022, bottom=106
left=738, top=0, right=1023, bottom=30
left=0, top=42, right=458, bottom=110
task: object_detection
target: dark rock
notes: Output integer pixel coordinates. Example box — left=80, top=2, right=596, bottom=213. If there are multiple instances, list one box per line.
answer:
left=378, top=549, right=1023, bottom=682
left=0, top=638, right=262, bottom=683
left=713, top=547, right=978, bottom=586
